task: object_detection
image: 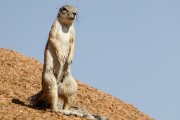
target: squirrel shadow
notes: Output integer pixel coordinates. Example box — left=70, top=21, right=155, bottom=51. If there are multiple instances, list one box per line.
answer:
left=11, top=98, right=49, bottom=111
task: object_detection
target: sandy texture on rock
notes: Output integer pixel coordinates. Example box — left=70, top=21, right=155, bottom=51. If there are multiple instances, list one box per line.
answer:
left=0, top=48, right=153, bottom=120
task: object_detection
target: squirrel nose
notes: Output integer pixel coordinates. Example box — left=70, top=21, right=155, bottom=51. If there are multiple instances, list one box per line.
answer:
left=73, top=12, right=76, bottom=16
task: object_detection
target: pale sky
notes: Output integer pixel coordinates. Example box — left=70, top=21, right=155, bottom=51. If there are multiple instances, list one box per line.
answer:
left=0, top=1, right=180, bottom=120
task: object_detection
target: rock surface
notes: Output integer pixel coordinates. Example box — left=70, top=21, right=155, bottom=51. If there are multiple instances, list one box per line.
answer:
left=0, top=48, right=153, bottom=120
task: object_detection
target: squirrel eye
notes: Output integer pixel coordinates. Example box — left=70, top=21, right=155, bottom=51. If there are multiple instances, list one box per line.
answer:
left=60, top=7, right=67, bottom=13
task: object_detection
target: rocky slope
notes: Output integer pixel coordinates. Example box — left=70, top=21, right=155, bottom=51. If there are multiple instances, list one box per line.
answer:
left=0, top=48, right=153, bottom=120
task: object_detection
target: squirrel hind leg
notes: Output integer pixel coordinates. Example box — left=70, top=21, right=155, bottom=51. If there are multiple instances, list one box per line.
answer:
left=62, top=93, right=76, bottom=110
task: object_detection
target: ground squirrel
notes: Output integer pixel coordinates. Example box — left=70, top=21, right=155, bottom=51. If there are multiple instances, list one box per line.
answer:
left=28, top=5, right=108, bottom=120
left=28, top=5, right=77, bottom=112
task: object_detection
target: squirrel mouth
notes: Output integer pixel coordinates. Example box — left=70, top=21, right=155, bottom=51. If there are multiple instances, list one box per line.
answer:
left=68, top=17, right=75, bottom=20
